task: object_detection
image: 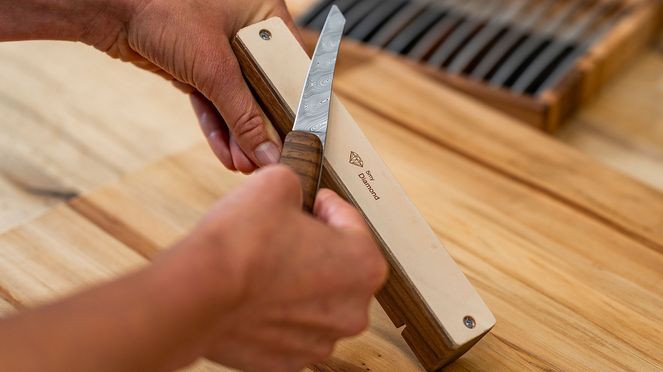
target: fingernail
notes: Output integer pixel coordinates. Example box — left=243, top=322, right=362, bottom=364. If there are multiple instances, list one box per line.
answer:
left=255, top=141, right=280, bottom=166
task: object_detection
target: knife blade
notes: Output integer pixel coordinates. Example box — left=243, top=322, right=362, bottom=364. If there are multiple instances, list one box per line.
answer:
left=280, top=5, right=346, bottom=212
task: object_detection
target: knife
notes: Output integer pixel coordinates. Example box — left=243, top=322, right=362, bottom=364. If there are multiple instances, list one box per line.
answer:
left=279, top=5, right=346, bottom=212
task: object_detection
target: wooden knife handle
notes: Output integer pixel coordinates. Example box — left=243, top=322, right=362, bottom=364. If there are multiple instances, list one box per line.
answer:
left=280, top=130, right=324, bottom=212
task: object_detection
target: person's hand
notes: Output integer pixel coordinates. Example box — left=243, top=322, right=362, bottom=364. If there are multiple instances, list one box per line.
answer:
left=0, top=166, right=387, bottom=372
left=161, top=165, right=388, bottom=371
left=84, top=0, right=302, bottom=173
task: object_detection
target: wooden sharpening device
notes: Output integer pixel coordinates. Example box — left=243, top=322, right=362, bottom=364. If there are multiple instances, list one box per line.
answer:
left=232, top=18, right=496, bottom=371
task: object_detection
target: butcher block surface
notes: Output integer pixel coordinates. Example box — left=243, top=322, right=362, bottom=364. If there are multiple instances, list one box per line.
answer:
left=1, top=9, right=663, bottom=372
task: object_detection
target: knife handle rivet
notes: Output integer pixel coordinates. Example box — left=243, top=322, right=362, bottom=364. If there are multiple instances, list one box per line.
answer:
left=464, top=316, right=476, bottom=329
left=259, top=29, right=272, bottom=41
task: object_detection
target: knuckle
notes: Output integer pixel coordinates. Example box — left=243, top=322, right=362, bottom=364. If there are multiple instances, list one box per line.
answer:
left=197, top=59, right=231, bottom=99
left=232, top=110, right=265, bottom=145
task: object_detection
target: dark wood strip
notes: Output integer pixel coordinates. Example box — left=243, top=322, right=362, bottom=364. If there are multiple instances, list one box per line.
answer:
left=68, top=198, right=161, bottom=259
left=0, top=169, right=78, bottom=201
left=0, top=286, right=23, bottom=310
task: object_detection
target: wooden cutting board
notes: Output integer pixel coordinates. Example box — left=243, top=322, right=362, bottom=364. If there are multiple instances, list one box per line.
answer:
left=0, top=9, right=662, bottom=372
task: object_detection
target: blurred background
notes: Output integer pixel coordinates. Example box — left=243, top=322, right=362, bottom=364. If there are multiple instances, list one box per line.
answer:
left=295, top=0, right=663, bottom=186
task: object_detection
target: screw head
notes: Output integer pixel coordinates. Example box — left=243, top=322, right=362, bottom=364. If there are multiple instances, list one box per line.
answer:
left=259, top=29, right=272, bottom=41
left=463, top=316, right=476, bottom=329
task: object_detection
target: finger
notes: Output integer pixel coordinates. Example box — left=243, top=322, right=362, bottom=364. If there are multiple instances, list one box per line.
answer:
left=173, top=80, right=195, bottom=94
left=313, top=189, right=368, bottom=232
left=250, top=165, right=303, bottom=208
left=206, top=42, right=282, bottom=168
left=230, top=136, right=258, bottom=174
left=190, top=93, right=235, bottom=170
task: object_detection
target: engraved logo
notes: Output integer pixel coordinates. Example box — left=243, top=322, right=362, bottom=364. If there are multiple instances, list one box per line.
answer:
left=349, top=151, right=364, bottom=168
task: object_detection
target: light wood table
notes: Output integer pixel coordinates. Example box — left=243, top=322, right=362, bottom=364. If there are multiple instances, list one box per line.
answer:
left=560, top=44, right=663, bottom=190
left=0, top=8, right=662, bottom=372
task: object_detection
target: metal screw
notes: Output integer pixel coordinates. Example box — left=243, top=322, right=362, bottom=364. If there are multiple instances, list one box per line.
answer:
left=463, top=316, right=476, bottom=329
left=259, top=29, right=272, bottom=41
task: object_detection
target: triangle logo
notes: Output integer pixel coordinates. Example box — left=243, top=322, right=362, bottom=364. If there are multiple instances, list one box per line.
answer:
left=349, top=151, right=364, bottom=168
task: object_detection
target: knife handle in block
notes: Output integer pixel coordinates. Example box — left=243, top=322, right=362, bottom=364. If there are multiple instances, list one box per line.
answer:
left=280, top=130, right=323, bottom=212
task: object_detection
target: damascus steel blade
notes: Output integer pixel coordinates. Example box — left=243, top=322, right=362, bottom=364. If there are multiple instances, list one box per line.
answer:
left=292, top=5, right=346, bottom=146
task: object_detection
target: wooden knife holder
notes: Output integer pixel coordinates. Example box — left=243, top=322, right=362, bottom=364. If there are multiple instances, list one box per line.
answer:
left=233, top=18, right=496, bottom=371
left=298, top=0, right=663, bottom=132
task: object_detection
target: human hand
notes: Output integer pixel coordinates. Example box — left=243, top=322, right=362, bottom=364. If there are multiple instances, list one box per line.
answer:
left=84, top=0, right=303, bottom=173
left=164, top=166, right=388, bottom=371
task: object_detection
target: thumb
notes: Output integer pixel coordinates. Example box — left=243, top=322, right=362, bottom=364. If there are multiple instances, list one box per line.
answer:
left=207, top=42, right=283, bottom=168
left=314, top=189, right=369, bottom=233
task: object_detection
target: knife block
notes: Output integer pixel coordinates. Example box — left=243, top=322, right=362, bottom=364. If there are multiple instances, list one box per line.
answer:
left=232, top=18, right=496, bottom=371
left=297, top=0, right=663, bottom=132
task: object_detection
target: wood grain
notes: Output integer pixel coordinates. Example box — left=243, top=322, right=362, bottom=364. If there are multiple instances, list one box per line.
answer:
left=0, top=199, right=232, bottom=371
left=0, top=205, right=146, bottom=307
left=0, top=4, right=661, bottom=371
left=0, top=41, right=200, bottom=234
left=560, top=49, right=663, bottom=190
left=280, top=131, right=324, bottom=212
left=2, top=100, right=661, bottom=370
